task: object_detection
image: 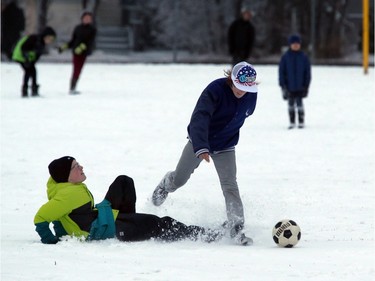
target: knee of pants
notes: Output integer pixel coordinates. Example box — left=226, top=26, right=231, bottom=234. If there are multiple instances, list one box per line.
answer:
left=220, top=181, right=240, bottom=194
left=114, top=175, right=134, bottom=185
left=106, top=175, right=136, bottom=200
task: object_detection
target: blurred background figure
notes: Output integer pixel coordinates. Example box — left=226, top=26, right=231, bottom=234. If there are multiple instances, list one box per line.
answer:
left=58, top=11, right=97, bottom=95
left=1, top=0, right=25, bottom=60
left=279, top=34, right=311, bottom=129
left=11, top=26, right=56, bottom=97
left=228, top=7, right=256, bottom=66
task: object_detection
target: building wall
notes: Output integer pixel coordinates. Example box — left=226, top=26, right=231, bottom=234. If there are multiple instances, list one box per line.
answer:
left=18, top=0, right=123, bottom=42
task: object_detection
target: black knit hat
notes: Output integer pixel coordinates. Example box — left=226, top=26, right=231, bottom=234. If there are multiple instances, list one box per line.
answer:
left=42, top=26, right=56, bottom=38
left=48, top=156, right=75, bottom=183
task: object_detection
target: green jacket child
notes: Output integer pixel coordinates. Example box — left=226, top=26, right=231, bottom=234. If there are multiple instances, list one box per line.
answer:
left=12, top=26, right=56, bottom=97
left=34, top=156, right=223, bottom=244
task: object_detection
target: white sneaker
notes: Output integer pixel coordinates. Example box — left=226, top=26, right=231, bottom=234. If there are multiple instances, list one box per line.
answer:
left=152, top=171, right=173, bottom=206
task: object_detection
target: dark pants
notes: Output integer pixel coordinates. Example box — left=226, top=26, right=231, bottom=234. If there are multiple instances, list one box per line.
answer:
left=70, top=54, right=87, bottom=90
left=104, top=175, right=206, bottom=242
left=72, top=54, right=87, bottom=80
left=288, top=91, right=305, bottom=124
left=20, top=62, right=37, bottom=87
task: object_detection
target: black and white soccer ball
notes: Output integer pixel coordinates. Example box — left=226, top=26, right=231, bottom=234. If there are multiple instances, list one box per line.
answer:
left=272, top=219, right=301, bottom=248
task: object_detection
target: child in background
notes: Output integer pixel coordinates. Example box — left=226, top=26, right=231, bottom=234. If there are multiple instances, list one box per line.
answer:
left=278, top=34, right=311, bottom=129
left=58, top=11, right=96, bottom=95
left=12, top=27, right=56, bottom=97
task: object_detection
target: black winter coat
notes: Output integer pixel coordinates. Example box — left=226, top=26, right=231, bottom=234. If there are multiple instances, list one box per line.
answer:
left=228, top=19, right=255, bottom=58
left=68, top=23, right=96, bottom=56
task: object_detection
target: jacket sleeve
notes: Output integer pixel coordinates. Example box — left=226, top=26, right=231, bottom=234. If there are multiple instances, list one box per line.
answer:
left=34, top=187, right=83, bottom=223
left=67, top=26, right=78, bottom=49
left=303, top=55, right=311, bottom=89
left=188, top=88, right=219, bottom=155
left=278, top=55, right=287, bottom=88
left=34, top=188, right=83, bottom=243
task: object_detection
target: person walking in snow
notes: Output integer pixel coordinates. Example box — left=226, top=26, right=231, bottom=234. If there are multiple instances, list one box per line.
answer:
left=58, top=11, right=96, bottom=94
left=152, top=61, right=258, bottom=246
left=278, top=34, right=311, bottom=129
left=11, top=26, right=56, bottom=97
left=228, top=7, right=256, bottom=66
left=34, top=156, right=221, bottom=244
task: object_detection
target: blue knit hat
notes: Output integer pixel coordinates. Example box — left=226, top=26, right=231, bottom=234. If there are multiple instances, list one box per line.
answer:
left=288, top=34, right=301, bottom=45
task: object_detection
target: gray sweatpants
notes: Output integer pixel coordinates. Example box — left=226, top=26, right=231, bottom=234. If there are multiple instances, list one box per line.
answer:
left=167, top=141, right=244, bottom=227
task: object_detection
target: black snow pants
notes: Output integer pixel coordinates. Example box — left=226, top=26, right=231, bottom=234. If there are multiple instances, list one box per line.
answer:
left=104, top=175, right=207, bottom=242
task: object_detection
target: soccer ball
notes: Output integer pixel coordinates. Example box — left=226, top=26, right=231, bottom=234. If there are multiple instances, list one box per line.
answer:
left=272, top=219, right=301, bottom=248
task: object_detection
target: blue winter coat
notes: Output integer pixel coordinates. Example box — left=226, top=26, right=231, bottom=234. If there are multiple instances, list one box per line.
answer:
left=187, top=78, right=257, bottom=156
left=279, top=49, right=311, bottom=92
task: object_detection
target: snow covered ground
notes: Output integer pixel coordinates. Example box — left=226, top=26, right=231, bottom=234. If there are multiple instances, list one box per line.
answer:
left=1, top=62, right=374, bottom=281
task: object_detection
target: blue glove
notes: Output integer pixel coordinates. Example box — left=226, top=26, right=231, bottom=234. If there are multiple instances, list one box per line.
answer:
left=35, top=222, right=59, bottom=244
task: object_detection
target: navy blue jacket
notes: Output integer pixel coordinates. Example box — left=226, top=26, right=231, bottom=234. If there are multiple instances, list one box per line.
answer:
left=187, top=78, right=257, bottom=156
left=279, top=49, right=311, bottom=92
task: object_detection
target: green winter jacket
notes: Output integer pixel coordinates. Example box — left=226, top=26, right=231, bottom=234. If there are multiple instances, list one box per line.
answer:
left=12, top=35, right=37, bottom=63
left=34, top=177, right=118, bottom=240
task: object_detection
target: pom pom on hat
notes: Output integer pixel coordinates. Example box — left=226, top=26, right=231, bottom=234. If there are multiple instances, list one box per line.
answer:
left=48, top=156, right=75, bottom=183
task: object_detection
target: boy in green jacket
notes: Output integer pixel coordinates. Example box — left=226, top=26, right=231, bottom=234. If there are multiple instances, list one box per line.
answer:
left=34, top=156, right=222, bottom=244
left=12, top=26, right=56, bottom=97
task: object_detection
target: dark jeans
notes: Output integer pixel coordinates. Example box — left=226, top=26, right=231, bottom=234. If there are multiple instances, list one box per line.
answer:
left=20, top=62, right=37, bottom=88
left=104, top=175, right=205, bottom=242
left=288, top=91, right=304, bottom=124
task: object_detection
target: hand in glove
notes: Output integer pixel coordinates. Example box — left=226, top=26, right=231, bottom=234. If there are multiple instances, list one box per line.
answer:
left=281, top=87, right=289, bottom=100
left=58, top=43, right=68, bottom=54
left=302, top=88, right=309, bottom=98
left=74, top=43, right=87, bottom=55
left=35, top=222, right=59, bottom=244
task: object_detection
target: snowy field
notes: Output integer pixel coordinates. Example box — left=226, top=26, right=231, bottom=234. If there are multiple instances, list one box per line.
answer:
left=1, top=62, right=374, bottom=281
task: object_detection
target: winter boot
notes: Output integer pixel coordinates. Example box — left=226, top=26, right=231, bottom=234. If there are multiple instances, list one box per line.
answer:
left=298, top=108, right=305, bottom=128
left=31, top=84, right=40, bottom=97
left=152, top=171, right=174, bottom=206
left=288, top=107, right=296, bottom=129
left=230, top=223, right=253, bottom=246
left=21, top=85, right=28, bottom=98
left=70, top=78, right=80, bottom=95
